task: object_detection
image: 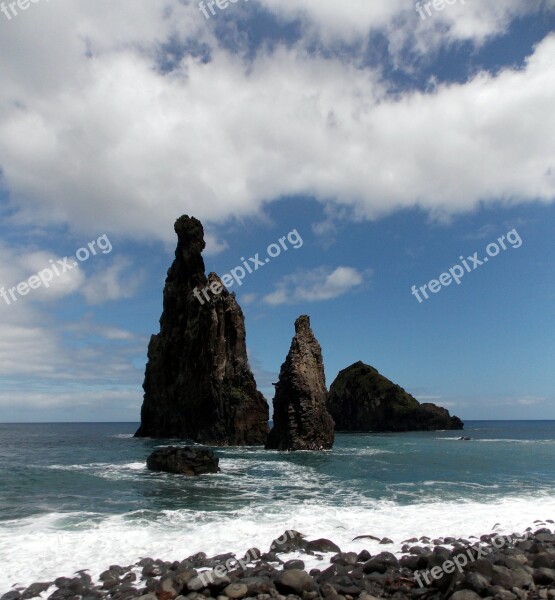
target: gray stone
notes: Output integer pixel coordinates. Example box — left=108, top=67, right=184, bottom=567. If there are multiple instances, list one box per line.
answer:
left=362, top=553, right=399, bottom=574
left=1, top=593, right=22, bottom=600
left=223, top=584, right=249, bottom=599
left=284, top=561, right=305, bottom=571
left=21, top=583, right=52, bottom=599
left=463, top=572, right=490, bottom=594
left=306, top=540, right=340, bottom=554
left=186, top=577, right=208, bottom=592
left=534, top=567, right=555, bottom=585
left=274, top=570, right=314, bottom=595
left=449, top=592, right=482, bottom=600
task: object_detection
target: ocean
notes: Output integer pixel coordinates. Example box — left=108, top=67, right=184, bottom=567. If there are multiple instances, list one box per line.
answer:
left=0, top=421, right=554, bottom=592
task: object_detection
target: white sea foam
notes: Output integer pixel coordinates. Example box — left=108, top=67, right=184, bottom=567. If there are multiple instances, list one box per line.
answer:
left=46, top=462, right=147, bottom=481
left=1, top=494, right=554, bottom=592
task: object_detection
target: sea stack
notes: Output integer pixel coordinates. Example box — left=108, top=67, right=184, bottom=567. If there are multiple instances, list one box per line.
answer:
left=266, top=315, right=335, bottom=451
left=135, top=215, right=269, bottom=445
left=327, top=361, right=464, bottom=432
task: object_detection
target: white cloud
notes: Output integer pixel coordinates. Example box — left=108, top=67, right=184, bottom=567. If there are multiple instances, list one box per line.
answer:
left=0, top=388, right=140, bottom=410
left=0, top=243, right=86, bottom=302
left=240, top=293, right=258, bottom=306
left=263, top=266, right=366, bottom=305
left=256, top=0, right=551, bottom=55
left=0, top=3, right=553, bottom=246
left=515, top=396, right=545, bottom=406
left=81, top=258, right=143, bottom=305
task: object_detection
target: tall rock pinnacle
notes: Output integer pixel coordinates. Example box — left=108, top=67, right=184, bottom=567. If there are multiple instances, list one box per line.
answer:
left=135, top=215, right=269, bottom=445
left=266, top=315, right=335, bottom=451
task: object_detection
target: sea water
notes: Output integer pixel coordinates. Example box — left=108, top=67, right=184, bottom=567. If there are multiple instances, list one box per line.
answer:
left=0, top=421, right=554, bottom=591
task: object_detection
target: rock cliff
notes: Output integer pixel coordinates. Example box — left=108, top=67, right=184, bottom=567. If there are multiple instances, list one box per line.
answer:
left=266, top=315, right=335, bottom=451
left=327, top=361, right=463, bottom=432
left=135, top=215, right=269, bottom=445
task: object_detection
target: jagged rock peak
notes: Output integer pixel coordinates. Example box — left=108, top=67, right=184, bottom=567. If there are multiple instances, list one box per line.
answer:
left=266, top=315, right=335, bottom=451
left=135, top=215, right=269, bottom=446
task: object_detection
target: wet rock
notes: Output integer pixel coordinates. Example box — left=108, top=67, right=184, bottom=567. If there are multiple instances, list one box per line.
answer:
left=357, top=551, right=371, bottom=563
left=265, top=316, right=335, bottom=451
left=306, top=540, right=341, bottom=554
left=330, top=553, right=359, bottom=567
left=284, top=561, right=305, bottom=571
left=21, top=583, right=52, bottom=599
left=362, top=553, right=399, bottom=574
left=270, top=531, right=308, bottom=554
left=1, top=593, right=22, bottom=600
left=146, top=446, right=220, bottom=476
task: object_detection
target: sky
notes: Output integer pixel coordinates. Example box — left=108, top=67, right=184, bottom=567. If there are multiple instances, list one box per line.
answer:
left=0, top=0, right=554, bottom=423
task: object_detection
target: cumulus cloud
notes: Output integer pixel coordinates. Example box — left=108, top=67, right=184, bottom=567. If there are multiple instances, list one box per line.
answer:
left=263, top=266, right=367, bottom=305
left=0, top=2, right=553, bottom=246
left=0, top=0, right=553, bottom=417
left=81, top=258, right=144, bottom=305
left=256, top=0, right=549, bottom=50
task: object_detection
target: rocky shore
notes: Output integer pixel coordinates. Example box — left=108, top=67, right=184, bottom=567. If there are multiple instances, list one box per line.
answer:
left=3, top=524, right=554, bottom=600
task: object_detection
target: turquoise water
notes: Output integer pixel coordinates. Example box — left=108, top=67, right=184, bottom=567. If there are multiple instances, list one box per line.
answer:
left=0, top=421, right=554, bottom=590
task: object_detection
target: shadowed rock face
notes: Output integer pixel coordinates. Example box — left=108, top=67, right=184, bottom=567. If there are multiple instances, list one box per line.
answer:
left=146, top=446, right=220, bottom=476
left=327, top=361, right=464, bottom=432
left=135, top=215, right=269, bottom=445
left=266, top=315, right=335, bottom=451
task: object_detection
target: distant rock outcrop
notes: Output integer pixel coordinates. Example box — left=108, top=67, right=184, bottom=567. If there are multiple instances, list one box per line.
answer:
left=146, top=446, right=220, bottom=475
left=266, top=316, right=335, bottom=451
left=135, top=215, right=269, bottom=445
left=327, top=361, right=463, bottom=432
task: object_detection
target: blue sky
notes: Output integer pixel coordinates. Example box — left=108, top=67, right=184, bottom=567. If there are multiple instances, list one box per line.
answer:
left=0, top=0, right=554, bottom=422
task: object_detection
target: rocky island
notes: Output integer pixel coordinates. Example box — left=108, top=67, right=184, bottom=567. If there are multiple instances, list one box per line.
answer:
left=327, top=361, right=463, bottom=432
left=135, top=215, right=268, bottom=446
left=266, top=315, right=335, bottom=451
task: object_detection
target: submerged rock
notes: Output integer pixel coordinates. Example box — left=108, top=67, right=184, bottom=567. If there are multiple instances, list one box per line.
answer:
left=327, top=361, right=463, bottom=432
left=266, top=316, right=335, bottom=451
left=146, top=446, right=220, bottom=475
left=135, top=215, right=269, bottom=445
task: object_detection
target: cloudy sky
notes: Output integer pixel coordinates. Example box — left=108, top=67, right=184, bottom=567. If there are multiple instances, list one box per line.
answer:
left=0, top=0, right=554, bottom=422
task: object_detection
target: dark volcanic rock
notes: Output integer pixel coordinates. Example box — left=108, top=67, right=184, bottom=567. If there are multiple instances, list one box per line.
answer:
left=265, top=315, right=335, bottom=451
left=135, top=215, right=269, bottom=445
left=146, top=446, right=220, bottom=475
left=327, top=361, right=463, bottom=432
